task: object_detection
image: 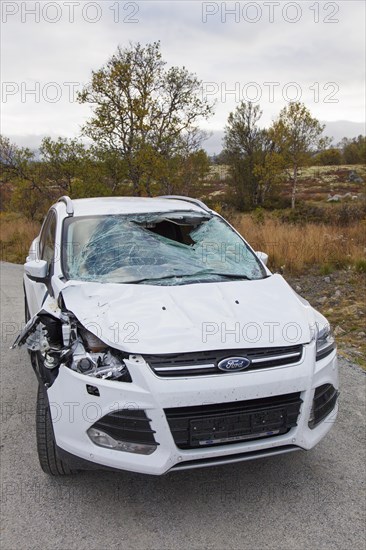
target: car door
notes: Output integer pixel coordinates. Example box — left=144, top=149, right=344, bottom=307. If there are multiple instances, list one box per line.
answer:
left=24, top=209, right=57, bottom=317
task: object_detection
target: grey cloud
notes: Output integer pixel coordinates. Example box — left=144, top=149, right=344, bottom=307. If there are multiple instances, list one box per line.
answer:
left=1, top=1, right=364, bottom=143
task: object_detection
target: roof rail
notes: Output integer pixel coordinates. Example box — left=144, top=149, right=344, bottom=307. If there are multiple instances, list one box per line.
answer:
left=57, top=196, right=74, bottom=216
left=157, top=195, right=211, bottom=213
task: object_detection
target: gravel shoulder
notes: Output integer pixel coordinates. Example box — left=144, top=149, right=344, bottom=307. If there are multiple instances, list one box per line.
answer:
left=0, top=262, right=365, bottom=550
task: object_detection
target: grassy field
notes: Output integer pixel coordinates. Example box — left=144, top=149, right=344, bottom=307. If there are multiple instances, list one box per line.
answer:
left=237, top=215, right=366, bottom=274
left=204, top=163, right=366, bottom=204
left=293, top=164, right=366, bottom=202
left=0, top=213, right=40, bottom=263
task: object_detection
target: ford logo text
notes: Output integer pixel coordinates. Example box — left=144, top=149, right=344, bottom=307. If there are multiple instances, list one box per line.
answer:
left=217, top=357, right=251, bottom=372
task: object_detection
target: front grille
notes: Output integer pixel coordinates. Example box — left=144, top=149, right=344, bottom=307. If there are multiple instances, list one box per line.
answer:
left=308, top=384, right=338, bottom=429
left=90, top=409, right=158, bottom=445
left=165, top=392, right=302, bottom=449
left=144, top=345, right=303, bottom=378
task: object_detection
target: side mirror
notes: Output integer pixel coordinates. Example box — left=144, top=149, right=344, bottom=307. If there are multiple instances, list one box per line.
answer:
left=26, top=238, right=39, bottom=262
left=256, top=251, right=268, bottom=266
left=24, top=259, right=48, bottom=281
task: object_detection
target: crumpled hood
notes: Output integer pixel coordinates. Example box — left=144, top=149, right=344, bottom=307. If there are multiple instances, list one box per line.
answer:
left=61, top=274, right=316, bottom=354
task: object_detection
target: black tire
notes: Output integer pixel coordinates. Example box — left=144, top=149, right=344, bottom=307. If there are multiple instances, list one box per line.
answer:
left=36, top=384, right=78, bottom=476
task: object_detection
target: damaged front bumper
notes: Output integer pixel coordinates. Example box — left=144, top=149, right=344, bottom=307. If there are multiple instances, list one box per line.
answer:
left=45, top=344, right=338, bottom=475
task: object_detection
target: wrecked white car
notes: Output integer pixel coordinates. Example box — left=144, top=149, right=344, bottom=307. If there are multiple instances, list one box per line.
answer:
left=13, top=195, right=339, bottom=475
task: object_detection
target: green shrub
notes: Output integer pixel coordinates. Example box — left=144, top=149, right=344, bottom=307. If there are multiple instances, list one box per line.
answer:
left=251, top=207, right=266, bottom=225
left=354, top=259, right=366, bottom=273
left=314, top=148, right=342, bottom=166
left=319, top=263, right=334, bottom=275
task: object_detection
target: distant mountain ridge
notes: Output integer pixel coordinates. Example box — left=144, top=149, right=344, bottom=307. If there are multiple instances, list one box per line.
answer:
left=7, top=120, right=366, bottom=156
left=322, top=121, right=366, bottom=144
left=203, top=120, right=365, bottom=154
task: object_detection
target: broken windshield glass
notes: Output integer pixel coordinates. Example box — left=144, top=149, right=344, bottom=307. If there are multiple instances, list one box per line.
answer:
left=62, top=211, right=265, bottom=285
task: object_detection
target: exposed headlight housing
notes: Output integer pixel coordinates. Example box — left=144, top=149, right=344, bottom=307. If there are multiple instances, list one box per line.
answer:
left=74, top=348, right=132, bottom=382
left=79, top=327, right=108, bottom=352
left=316, top=324, right=336, bottom=361
left=71, top=328, right=132, bottom=382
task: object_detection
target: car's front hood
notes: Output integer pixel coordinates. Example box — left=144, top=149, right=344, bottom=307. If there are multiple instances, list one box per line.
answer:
left=60, top=274, right=316, bottom=354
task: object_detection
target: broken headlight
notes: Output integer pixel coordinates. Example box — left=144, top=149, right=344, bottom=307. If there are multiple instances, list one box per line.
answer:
left=79, top=327, right=108, bottom=352
left=71, top=329, right=132, bottom=382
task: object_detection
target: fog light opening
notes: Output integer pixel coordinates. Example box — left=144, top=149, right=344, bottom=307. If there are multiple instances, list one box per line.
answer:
left=308, top=384, right=339, bottom=429
left=87, top=427, right=157, bottom=455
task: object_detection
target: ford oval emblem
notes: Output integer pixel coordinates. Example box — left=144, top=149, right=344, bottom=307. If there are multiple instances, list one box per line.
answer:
left=218, top=357, right=251, bottom=372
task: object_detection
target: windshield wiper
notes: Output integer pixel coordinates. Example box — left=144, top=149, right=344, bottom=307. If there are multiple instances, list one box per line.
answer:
left=123, top=273, right=193, bottom=284
left=122, top=271, right=253, bottom=284
left=210, top=273, right=252, bottom=280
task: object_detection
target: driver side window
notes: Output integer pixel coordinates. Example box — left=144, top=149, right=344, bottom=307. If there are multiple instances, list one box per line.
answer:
left=40, top=211, right=57, bottom=268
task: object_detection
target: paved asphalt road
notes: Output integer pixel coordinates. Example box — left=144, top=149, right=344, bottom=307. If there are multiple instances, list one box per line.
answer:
left=0, top=262, right=365, bottom=550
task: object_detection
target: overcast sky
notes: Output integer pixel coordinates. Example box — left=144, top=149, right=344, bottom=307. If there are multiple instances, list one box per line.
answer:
left=1, top=0, right=365, bottom=153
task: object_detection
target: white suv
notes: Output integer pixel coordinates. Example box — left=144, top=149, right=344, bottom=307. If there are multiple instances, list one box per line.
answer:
left=13, top=195, right=339, bottom=475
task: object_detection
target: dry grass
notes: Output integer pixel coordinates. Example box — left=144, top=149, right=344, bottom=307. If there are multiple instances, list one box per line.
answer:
left=0, top=213, right=40, bottom=264
left=236, top=215, right=366, bottom=274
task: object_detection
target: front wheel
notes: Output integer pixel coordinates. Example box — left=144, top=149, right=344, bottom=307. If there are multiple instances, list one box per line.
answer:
left=36, top=384, right=78, bottom=476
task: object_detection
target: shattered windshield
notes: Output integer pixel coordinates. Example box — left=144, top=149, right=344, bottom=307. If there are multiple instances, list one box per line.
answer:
left=62, top=211, right=265, bottom=285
